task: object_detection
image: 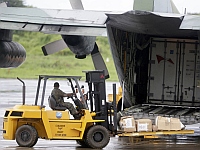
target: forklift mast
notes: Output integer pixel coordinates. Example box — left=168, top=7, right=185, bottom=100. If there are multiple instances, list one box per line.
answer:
left=84, top=70, right=117, bottom=132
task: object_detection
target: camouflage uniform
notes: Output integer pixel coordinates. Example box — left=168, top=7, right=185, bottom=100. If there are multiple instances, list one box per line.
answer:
left=51, top=87, right=78, bottom=115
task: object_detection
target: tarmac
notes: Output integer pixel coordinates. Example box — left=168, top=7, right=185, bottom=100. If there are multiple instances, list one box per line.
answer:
left=1, top=132, right=200, bottom=150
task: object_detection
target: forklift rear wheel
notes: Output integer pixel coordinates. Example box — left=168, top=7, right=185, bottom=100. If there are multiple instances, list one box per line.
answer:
left=15, top=125, right=38, bottom=147
left=86, top=125, right=110, bottom=149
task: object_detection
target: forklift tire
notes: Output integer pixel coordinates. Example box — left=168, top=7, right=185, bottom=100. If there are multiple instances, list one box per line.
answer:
left=15, top=125, right=38, bottom=147
left=85, top=125, right=110, bottom=149
left=76, top=125, right=92, bottom=148
left=76, top=139, right=89, bottom=148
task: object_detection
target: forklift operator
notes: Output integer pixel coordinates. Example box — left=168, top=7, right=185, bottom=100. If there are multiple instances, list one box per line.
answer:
left=51, top=82, right=81, bottom=119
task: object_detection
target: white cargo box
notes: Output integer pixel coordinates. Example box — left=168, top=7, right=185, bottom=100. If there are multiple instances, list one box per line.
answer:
left=119, top=116, right=136, bottom=132
left=136, top=119, right=152, bottom=132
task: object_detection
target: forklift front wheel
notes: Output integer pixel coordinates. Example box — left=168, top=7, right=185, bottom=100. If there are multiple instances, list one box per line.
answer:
left=15, top=125, right=38, bottom=147
left=86, top=125, right=110, bottom=149
left=76, top=139, right=89, bottom=148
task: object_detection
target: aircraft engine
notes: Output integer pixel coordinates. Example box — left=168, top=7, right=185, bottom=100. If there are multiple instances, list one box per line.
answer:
left=42, top=0, right=109, bottom=78
left=62, top=35, right=96, bottom=59
left=42, top=35, right=109, bottom=79
left=0, top=29, right=26, bottom=68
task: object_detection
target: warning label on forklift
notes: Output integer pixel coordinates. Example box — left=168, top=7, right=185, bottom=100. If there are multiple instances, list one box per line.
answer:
left=54, top=124, right=66, bottom=136
left=56, top=124, right=65, bottom=129
left=55, top=133, right=66, bottom=137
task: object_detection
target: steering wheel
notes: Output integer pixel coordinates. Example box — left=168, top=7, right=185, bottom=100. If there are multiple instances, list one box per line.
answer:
left=67, top=93, right=77, bottom=101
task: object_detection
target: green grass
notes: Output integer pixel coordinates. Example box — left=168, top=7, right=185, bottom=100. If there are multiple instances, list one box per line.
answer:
left=0, top=32, right=118, bottom=81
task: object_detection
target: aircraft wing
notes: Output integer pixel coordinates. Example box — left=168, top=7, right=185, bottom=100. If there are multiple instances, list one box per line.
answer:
left=0, top=7, right=108, bottom=36
left=1, top=7, right=198, bottom=39
left=106, top=10, right=198, bottom=39
left=180, top=15, right=200, bottom=30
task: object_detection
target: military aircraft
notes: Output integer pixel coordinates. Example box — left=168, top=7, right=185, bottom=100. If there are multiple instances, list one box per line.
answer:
left=1, top=0, right=200, bottom=118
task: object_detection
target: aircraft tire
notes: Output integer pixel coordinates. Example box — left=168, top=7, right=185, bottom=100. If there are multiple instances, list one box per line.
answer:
left=15, top=125, right=38, bottom=147
left=85, top=125, right=110, bottom=149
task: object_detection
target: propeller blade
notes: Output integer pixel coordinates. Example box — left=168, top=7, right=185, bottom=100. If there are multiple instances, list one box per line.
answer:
left=91, top=43, right=109, bottom=79
left=42, top=39, right=67, bottom=56
left=69, top=0, right=84, bottom=10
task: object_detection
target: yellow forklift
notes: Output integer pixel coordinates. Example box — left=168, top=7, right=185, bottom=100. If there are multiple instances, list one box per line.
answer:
left=3, top=70, right=118, bottom=149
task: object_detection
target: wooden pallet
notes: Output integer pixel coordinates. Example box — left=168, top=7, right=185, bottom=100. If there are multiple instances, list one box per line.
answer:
left=118, top=130, right=194, bottom=138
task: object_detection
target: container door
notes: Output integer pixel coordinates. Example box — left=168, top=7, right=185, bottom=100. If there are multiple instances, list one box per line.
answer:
left=180, top=41, right=200, bottom=105
left=148, top=38, right=178, bottom=103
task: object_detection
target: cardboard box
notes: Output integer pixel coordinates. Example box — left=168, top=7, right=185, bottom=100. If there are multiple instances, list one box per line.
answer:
left=119, top=116, right=136, bottom=132
left=152, top=125, right=158, bottom=132
left=156, top=116, right=170, bottom=130
left=136, top=119, right=152, bottom=132
left=155, top=116, right=182, bottom=131
left=170, top=118, right=182, bottom=130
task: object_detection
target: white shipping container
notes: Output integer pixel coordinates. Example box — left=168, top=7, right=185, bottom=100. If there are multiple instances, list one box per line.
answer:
left=148, top=38, right=200, bottom=106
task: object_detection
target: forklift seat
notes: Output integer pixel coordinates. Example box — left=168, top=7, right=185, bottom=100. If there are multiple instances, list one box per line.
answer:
left=48, top=96, right=66, bottom=111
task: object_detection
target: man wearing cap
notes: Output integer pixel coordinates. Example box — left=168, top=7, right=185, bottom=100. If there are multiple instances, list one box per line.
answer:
left=51, top=82, right=81, bottom=119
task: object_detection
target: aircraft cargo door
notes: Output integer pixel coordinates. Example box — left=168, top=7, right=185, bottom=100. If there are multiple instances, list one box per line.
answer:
left=148, top=38, right=200, bottom=106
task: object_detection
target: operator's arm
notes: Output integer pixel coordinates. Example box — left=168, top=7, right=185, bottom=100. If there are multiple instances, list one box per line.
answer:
left=59, top=89, right=75, bottom=97
left=63, top=92, right=75, bottom=97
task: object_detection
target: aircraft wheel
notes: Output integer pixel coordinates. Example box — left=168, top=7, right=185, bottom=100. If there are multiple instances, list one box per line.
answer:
left=85, top=125, right=110, bottom=149
left=15, top=125, right=38, bottom=147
